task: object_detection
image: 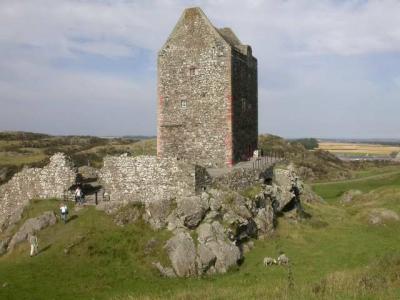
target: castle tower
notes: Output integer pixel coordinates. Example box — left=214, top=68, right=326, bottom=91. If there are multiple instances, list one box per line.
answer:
left=157, top=7, right=258, bottom=168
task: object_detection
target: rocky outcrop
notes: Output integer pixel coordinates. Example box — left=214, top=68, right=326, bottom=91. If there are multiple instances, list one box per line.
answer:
left=196, top=221, right=241, bottom=274
left=152, top=261, right=176, bottom=278
left=6, top=211, right=57, bottom=252
left=165, top=231, right=197, bottom=277
left=340, top=190, right=362, bottom=204
left=143, top=196, right=174, bottom=230
left=177, top=195, right=209, bottom=229
left=99, top=162, right=305, bottom=278
left=0, top=154, right=76, bottom=232
left=368, top=209, right=400, bottom=225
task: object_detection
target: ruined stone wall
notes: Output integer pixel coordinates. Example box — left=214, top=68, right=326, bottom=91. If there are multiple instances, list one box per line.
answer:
left=99, top=155, right=208, bottom=203
left=211, top=165, right=273, bottom=191
left=157, top=8, right=231, bottom=168
left=231, top=48, right=258, bottom=163
left=0, top=153, right=76, bottom=231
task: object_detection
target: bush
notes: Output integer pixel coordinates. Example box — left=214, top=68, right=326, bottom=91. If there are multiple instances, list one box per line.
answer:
left=290, top=138, right=319, bottom=150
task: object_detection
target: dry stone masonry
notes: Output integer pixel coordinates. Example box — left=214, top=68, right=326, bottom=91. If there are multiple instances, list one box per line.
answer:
left=157, top=7, right=258, bottom=168
left=0, top=153, right=76, bottom=232
left=99, top=154, right=209, bottom=204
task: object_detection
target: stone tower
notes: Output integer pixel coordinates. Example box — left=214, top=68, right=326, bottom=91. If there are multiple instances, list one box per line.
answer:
left=157, top=7, right=258, bottom=168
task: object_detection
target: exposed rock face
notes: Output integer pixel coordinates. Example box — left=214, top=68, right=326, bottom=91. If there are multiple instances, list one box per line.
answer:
left=143, top=196, right=174, bottom=230
left=152, top=261, right=176, bottom=278
left=176, top=195, right=209, bottom=229
left=254, top=206, right=275, bottom=237
left=272, top=166, right=301, bottom=211
left=165, top=231, right=197, bottom=277
left=7, top=211, right=57, bottom=252
left=196, top=243, right=217, bottom=274
left=196, top=221, right=241, bottom=274
left=99, top=161, right=306, bottom=278
left=0, top=154, right=76, bottom=232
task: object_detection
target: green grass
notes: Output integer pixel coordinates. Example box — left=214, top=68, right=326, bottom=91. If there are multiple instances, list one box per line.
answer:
left=1, top=167, right=400, bottom=299
left=311, top=167, right=400, bottom=203
left=0, top=152, right=47, bottom=166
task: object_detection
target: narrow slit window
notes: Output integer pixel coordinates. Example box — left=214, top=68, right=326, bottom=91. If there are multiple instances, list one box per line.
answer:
left=181, top=99, right=187, bottom=109
left=241, top=98, right=247, bottom=112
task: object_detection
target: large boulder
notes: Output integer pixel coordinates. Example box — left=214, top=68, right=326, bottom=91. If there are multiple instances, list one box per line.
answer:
left=7, top=211, right=57, bottom=251
left=273, top=168, right=296, bottom=211
left=196, top=243, right=217, bottom=274
left=152, top=261, right=176, bottom=278
left=196, top=221, right=241, bottom=274
left=176, top=195, right=209, bottom=229
left=164, top=231, right=197, bottom=277
left=143, top=197, right=173, bottom=229
left=254, top=206, right=275, bottom=237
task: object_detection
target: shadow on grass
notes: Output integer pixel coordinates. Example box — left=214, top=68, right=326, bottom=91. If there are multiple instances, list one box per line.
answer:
left=38, top=244, right=51, bottom=254
left=66, top=215, right=78, bottom=224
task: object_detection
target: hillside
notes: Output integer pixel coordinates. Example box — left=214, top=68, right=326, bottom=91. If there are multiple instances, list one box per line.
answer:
left=259, top=134, right=399, bottom=182
left=0, top=132, right=156, bottom=184
left=0, top=165, right=400, bottom=299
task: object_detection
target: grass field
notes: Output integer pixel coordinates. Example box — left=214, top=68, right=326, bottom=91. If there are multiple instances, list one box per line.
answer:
left=318, top=142, right=400, bottom=156
left=1, top=166, right=400, bottom=299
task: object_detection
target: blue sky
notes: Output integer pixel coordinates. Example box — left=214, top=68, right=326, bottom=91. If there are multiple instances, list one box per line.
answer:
left=0, top=0, right=399, bottom=138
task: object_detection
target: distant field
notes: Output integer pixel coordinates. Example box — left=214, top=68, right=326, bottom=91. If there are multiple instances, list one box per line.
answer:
left=319, top=142, right=400, bottom=156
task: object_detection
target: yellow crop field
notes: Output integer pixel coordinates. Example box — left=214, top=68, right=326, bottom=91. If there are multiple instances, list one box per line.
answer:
left=318, top=142, right=400, bottom=155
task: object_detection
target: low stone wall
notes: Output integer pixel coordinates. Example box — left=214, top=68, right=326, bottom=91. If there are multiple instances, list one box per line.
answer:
left=0, top=153, right=76, bottom=231
left=98, top=155, right=208, bottom=204
left=211, top=166, right=274, bottom=190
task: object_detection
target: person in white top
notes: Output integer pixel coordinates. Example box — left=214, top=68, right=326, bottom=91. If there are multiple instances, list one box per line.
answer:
left=75, top=186, right=83, bottom=205
left=60, top=202, right=68, bottom=223
left=29, top=233, right=38, bottom=257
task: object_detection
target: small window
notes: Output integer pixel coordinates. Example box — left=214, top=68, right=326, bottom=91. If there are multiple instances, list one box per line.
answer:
left=181, top=100, right=187, bottom=109
left=189, top=67, right=196, bottom=76
left=241, top=98, right=247, bottom=112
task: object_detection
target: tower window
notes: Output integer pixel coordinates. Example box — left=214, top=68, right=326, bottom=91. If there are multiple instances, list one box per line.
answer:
left=189, top=67, right=196, bottom=76
left=181, top=99, right=187, bottom=109
left=241, top=98, right=247, bottom=112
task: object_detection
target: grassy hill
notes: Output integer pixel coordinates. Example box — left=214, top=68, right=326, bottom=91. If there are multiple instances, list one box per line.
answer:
left=0, top=132, right=157, bottom=184
left=1, top=166, right=400, bottom=299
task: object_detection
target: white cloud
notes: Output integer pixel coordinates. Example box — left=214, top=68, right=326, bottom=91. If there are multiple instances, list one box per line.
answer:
left=0, top=0, right=399, bottom=137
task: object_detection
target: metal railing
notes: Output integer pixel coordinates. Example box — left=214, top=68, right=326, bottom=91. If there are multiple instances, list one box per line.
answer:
left=252, top=151, right=285, bottom=170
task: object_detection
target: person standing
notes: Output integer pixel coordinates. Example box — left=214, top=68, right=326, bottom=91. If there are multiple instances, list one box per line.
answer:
left=75, top=186, right=82, bottom=205
left=29, top=233, right=38, bottom=257
left=60, top=202, right=68, bottom=223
